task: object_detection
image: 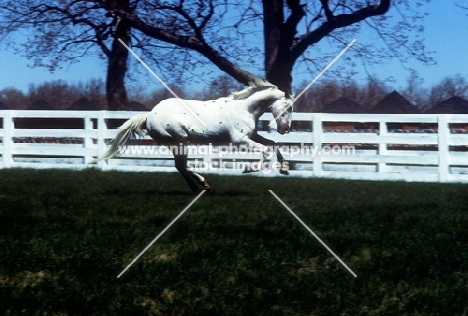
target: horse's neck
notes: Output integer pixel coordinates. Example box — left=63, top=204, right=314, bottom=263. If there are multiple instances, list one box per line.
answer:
left=245, top=97, right=273, bottom=120
left=228, top=90, right=277, bottom=121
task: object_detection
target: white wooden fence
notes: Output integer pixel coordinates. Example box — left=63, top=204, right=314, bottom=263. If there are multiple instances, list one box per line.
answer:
left=1, top=110, right=468, bottom=183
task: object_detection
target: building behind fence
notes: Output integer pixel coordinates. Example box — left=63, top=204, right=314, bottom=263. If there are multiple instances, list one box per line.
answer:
left=1, top=110, right=468, bottom=183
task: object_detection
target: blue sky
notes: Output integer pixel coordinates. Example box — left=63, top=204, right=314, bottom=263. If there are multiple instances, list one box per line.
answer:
left=350, top=1, right=468, bottom=90
left=0, top=1, right=467, bottom=95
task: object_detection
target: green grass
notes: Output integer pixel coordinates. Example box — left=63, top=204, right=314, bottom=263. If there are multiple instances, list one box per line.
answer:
left=1, top=168, right=468, bottom=315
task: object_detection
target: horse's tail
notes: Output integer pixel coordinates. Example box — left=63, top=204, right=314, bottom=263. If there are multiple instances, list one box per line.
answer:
left=101, top=113, right=148, bottom=160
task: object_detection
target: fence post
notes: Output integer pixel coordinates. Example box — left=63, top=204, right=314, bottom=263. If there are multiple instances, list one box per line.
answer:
left=313, top=113, right=323, bottom=177
left=438, top=114, right=450, bottom=182
left=378, top=120, right=388, bottom=173
left=97, top=112, right=108, bottom=169
left=83, top=117, right=93, bottom=164
left=2, top=111, right=14, bottom=168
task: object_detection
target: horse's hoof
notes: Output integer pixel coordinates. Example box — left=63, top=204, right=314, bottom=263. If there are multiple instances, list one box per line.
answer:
left=243, top=165, right=260, bottom=173
left=280, top=162, right=289, bottom=175
left=202, top=185, right=214, bottom=195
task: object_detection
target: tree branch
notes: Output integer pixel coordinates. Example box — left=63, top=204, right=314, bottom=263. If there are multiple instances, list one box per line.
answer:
left=319, top=0, right=334, bottom=21
left=114, top=9, right=262, bottom=86
left=291, top=0, right=390, bottom=61
left=283, top=0, right=306, bottom=47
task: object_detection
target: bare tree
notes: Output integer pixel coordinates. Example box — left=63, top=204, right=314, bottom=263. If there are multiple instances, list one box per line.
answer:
left=144, top=85, right=188, bottom=109
left=294, top=76, right=389, bottom=111
left=401, top=69, right=429, bottom=110
left=76, top=78, right=107, bottom=109
left=428, top=74, right=468, bottom=108
left=28, top=80, right=82, bottom=109
left=0, top=0, right=132, bottom=110
left=202, top=75, right=243, bottom=100
left=301, top=80, right=342, bottom=111
left=0, top=87, right=28, bottom=109
left=1, top=0, right=432, bottom=105
left=113, top=0, right=434, bottom=97
left=360, top=76, right=390, bottom=108
left=108, top=0, right=403, bottom=96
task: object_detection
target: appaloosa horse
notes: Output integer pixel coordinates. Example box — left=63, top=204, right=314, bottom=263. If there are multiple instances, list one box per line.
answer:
left=102, top=80, right=293, bottom=192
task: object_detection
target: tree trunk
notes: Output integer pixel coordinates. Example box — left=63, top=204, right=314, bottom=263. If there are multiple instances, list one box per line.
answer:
left=265, top=60, right=294, bottom=98
left=262, top=0, right=304, bottom=98
left=106, top=13, right=130, bottom=110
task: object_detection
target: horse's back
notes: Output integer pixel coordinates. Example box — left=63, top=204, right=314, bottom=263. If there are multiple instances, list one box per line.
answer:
left=145, top=96, right=259, bottom=145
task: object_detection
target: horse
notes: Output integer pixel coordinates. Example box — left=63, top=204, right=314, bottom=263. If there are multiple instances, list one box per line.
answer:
left=101, top=80, right=293, bottom=193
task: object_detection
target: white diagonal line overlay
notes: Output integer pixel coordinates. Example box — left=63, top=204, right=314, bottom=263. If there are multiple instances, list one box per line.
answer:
left=269, top=190, right=357, bottom=278
left=118, top=38, right=207, bottom=127
left=117, top=190, right=205, bottom=278
left=269, top=39, right=356, bottom=126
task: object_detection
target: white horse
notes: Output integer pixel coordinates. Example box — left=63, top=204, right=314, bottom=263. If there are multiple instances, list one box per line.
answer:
left=102, top=81, right=293, bottom=193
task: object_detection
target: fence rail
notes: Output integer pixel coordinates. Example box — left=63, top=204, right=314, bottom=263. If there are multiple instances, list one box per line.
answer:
left=1, top=110, right=468, bottom=183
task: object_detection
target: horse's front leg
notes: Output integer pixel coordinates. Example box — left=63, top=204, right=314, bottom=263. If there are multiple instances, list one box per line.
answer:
left=239, top=138, right=272, bottom=173
left=250, top=133, right=289, bottom=175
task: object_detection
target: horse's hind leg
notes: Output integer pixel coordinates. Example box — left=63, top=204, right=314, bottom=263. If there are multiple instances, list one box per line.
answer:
left=191, top=172, right=211, bottom=192
left=173, top=153, right=199, bottom=193
left=172, top=150, right=211, bottom=193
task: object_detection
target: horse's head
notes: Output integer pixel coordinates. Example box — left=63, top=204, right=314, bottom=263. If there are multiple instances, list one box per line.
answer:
left=232, top=82, right=292, bottom=134
left=270, top=97, right=293, bottom=135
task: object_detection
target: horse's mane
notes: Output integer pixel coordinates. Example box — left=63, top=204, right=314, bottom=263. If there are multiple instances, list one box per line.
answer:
left=230, top=80, right=277, bottom=100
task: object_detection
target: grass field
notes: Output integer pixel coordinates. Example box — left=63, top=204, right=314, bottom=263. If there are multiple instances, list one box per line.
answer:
left=1, top=168, right=468, bottom=315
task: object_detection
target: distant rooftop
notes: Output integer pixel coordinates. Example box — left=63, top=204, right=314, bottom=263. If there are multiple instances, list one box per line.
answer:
left=28, top=99, right=55, bottom=110
left=0, top=101, right=9, bottom=110
left=425, top=96, right=468, bottom=114
left=369, top=90, right=420, bottom=114
left=67, top=97, right=96, bottom=111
